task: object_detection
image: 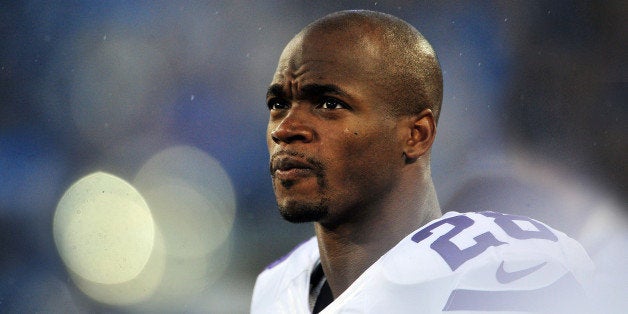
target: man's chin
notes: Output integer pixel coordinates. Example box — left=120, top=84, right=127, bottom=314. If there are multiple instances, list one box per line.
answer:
left=278, top=201, right=328, bottom=223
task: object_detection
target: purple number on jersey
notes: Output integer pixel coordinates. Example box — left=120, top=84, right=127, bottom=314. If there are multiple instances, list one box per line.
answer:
left=412, top=213, right=559, bottom=271
left=411, top=215, right=506, bottom=271
left=480, top=211, right=558, bottom=242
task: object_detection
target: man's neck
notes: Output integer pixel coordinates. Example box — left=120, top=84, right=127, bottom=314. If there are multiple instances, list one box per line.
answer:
left=314, top=180, right=441, bottom=299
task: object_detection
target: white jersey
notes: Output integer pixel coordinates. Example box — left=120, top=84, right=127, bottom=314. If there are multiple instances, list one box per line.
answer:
left=251, top=211, right=594, bottom=313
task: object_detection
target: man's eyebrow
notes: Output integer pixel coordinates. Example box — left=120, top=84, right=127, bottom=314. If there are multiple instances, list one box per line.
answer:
left=266, top=83, right=350, bottom=101
left=266, top=84, right=285, bottom=99
left=299, top=84, right=348, bottom=99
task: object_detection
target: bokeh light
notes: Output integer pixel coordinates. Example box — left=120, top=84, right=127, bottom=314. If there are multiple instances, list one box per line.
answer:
left=69, top=227, right=166, bottom=306
left=133, top=145, right=236, bottom=258
left=130, top=145, right=236, bottom=310
left=52, top=145, right=237, bottom=310
left=53, top=172, right=155, bottom=285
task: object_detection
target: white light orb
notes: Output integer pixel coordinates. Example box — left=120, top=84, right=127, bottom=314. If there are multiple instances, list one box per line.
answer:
left=53, top=172, right=155, bottom=285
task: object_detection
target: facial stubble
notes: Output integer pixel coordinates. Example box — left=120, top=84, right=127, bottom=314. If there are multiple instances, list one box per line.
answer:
left=270, top=154, right=330, bottom=223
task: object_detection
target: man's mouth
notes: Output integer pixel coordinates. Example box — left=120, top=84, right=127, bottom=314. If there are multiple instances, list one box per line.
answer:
left=272, top=157, right=314, bottom=180
left=270, top=152, right=322, bottom=181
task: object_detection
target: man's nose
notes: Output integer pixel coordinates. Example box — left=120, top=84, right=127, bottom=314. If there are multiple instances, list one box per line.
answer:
left=270, top=108, right=314, bottom=144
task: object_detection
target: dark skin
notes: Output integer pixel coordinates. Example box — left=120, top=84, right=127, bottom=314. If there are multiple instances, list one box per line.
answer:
left=267, top=14, right=442, bottom=299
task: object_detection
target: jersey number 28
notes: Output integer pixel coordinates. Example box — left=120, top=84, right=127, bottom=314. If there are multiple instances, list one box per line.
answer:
left=411, top=212, right=558, bottom=271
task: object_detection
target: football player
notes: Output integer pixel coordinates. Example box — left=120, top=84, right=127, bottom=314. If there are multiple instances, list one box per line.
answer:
left=252, top=10, right=594, bottom=313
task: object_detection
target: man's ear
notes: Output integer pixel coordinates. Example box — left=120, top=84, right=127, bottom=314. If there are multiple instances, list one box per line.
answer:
left=403, top=109, right=436, bottom=161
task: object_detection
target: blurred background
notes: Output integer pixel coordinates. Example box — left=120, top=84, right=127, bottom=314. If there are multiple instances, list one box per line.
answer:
left=1, top=1, right=625, bottom=313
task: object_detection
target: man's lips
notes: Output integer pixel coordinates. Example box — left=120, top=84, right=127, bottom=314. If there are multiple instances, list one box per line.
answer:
left=271, top=157, right=314, bottom=180
left=270, top=153, right=321, bottom=181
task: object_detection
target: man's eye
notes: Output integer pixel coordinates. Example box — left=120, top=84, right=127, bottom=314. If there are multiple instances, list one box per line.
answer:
left=267, top=98, right=289, bottom=110
left=318, top=98, right=348, bottom=110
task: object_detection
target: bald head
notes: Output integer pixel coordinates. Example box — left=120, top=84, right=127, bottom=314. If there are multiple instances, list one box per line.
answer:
left=267, top=10, right=443, bottom=228
left=288, top=10, right=443, bottom=122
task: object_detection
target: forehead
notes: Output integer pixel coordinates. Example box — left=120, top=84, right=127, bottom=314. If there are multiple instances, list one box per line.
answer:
left=271, top=30, right=383, bottom=88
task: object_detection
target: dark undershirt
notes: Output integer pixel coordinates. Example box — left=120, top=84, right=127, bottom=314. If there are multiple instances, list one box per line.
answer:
left=309, top=262, right=334, bottom=313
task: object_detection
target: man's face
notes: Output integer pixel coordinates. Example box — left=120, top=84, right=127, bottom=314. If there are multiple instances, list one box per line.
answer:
left=267, top=30, right=407, bottom=226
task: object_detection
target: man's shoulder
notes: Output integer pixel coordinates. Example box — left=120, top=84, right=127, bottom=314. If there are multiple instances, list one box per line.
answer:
left=264, top=236, right=318, bottom=272
left=251, top=236, right=318, bottom=314
left=369, top=210, right=594, bottom=313
left=255, top=236, right=319, bottom=283
left=383, top=211, right=593, bottom=281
